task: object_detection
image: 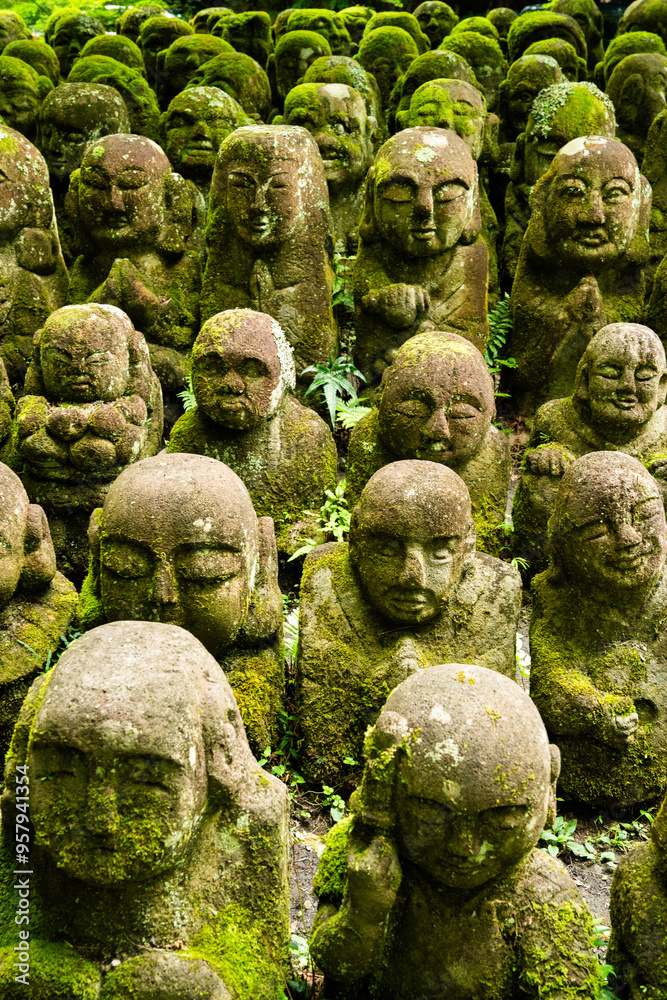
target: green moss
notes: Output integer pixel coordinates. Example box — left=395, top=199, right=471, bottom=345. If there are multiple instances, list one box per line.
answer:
left=529, top=81, right=614, bottom=138
left=313, top=816, right=353, bottom=902
left=0, top=940, right=101, bottom=998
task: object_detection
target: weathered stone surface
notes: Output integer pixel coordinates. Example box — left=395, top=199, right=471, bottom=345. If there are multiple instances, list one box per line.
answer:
left=507, top=9, right=587, bottom=64
left=0, top=620, right=290, bottom=999
left=392, top=50, right=478, bottom=133
left=50, top=11, right=104, bottom=78
left=0, top=9, right=31, bottom=53
left=202, top=125, right=337, bottom=384
left=271, top=29, right=332, bottom=106
left=357, top=26, right=418, bottom=109
left=617, top=0, right=667, bottom=46
left=509, top=136, right=650, bottom=417
left=3, top=38, right=60, bottom=85
left=353, top=127, right=488, bottom=384
left=437, top=30, right=507, bottom=112
left=76, top=33, right=145, bottom=75
left=414, top=1, right=459, bottom=49
left=530, top=452, right=667, bottom=805
left=67, top=55, right=161, bottom=143
left=0, top=55, right=52, bottom=144
left=286, top=9, right=351, bottom=56
left=303, top=54, right=384, bottom=137
left=186, top=51, right=272, bottom=123
left=139, top=13, right=193, bottom=90
left=497, top=54, right=563, bottom=143
left=310, top=663, right=601, bottom=998
left=213, top=11, right=273, bottom=70
left=296, top=460, right=520, bottom=784
left=80, top=452, right=284, bottom=751
left=606, top=52, right=667, bottom=161
left=167, top=308, right=337, bottom=558
left=551, top=0, right=603, bottom=70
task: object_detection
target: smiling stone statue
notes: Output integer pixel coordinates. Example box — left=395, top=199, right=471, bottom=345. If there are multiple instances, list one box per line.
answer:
left=295, top=460, right=520, bottom=785
left=309, top=663, right=602, bottom=998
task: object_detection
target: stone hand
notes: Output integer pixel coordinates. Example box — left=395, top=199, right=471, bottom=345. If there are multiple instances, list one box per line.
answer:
left=363, top=283, right=430, bottom=329
left=345, top=831, right=402, bottom=926
left=525, top=447, right=573, bottom=477
left=101, top=258, right=176, bottom=332
left=602, top=703, right=639, bottom=746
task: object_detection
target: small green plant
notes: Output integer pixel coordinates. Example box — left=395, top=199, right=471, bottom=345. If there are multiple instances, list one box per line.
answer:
left=284, top=607, right=300, bottom=665
left=18, top=628, right=83, bottom=673
left=539, top=816, right=597, bottom=861
left=289, top=479, right=351, bottom=561
left=302, top=355, right=366, bottom=428
left=320, top=784, right=345, bottom=823
left=331, top=254, right=354, bottom=311
left=336, top=397, right=372, bottom=429
left=177, top=372, right=197, bottom=412
left=485, top=294, right=517, bottom=399
left=516, top=633, right=530, bottom=680
left=257, top=708, right=305, bottom=800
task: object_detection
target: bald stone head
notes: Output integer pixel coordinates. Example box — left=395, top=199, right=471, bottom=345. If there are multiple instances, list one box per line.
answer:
left=349, top=459, right=475, bottom=625
left=358, top=663, right=556, bottom=888
left=162, top=86, right=250, bottom=180
left=192, top=309, right=295, bottom=428
left=0, top=125, right=53, bottom=238
left=39, top=82, right=130, bottom=183
left=550, top=452, right=667, bottom=592
left=500, top=55, right=563, bottom=139
left=0, top=461, right=56, bottom=607
left=407, top=80, right=486, bottom=159
left=97, top=453, right=260, bottom=656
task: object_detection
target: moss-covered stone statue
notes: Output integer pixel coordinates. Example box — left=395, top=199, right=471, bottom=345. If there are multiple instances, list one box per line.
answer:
left=0, top=55, right=53, bottom=144
left=285, top=9, right=351, bottom=56
left=138, top=13, right=193, bottom=90
left=356, top=27, right=419, bottom=109
left=157, top=33, right=234, bottom=110
left=309, top=663, right=602, bottom=999
left=38, top=82, right=130, bottom=265
left=202, top=125, right=337, bottom=383
left=162, top=86, right=251, bottom=202
left=497, top=53, right=564, bottom=144
left=617, top=0, right=667, bottom=46
left=363, top=11, right=430, bottom=54
left=506, top=9, right=587, bottom=65
left=453, top=15, right=501, bottom=40
left=414, top=1, right=459, bottom=48
left=186, top=51, right=272, bottom=123
left=0, top=9, right=31, bottom=53
left=296, top=460, right=520, bottom=785
left=192, top=6, right=228, bottom=34
left=437, top=31, right=507, bottom=112
left=530, top=451, right=667, bottom=805
left=67, top=55, right=161, bottom=144
left=606, top=53, right=667, bottom=162
left=0, top=620, right=290, bottom=999
left=117, top=1, right=167, bottom=43
left=391, top=49, right=478, bottom=133
left=347, top=331, right=510, bottom=539
left=77, top=34, right=146, bottom=77
left=0, top=125, right=68, bottom=385
left=14, top=303, right=163, bottom=579
left=523, top=36, right=586, bottom=80
left=340, top=6, right=374, bottom=49
left=81, top=452, right=284, bottom=750
left=270, top=29, right=332, bottom=109
left=509, top=136, right=650, bottom=418
left=502, top=81, right=616, bottom=287
left=353, top=127, right=488, bottom=385
left=608, top=790, right=667, bottom=995
left=212, top=11, right=273, bottom=70
left=303, top=54, right=384, bottom=137
left=3, top=38, right=60, bottom=85
left=0, top=461, right=77, bottom=761
left=598, top=30, right=666, bottom=89
left=281, top=82, right=376, bottom=254
left=167, top=308, right=337, bottom=559
left=50, top=11, right=104, bottom=78
left=66, top=134, right=203, bottom=399
left=550, top=0, right=604, bottom=71
left=513, top=323, right=667, bottom=572
left=486, top=6, right=517, bottom=44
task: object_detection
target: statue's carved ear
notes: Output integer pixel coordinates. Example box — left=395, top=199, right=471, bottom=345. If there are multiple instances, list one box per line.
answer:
left=241, top=516, right=282, bottom=643
left=618, top=73, right=644, bottom=129
left=20, top=504, right=56, bottom=591
left=546, top=743, right=561, bottom=828
left=358, top=165, right=378, bottom=242
left=509, top=131, right=525, bottom=183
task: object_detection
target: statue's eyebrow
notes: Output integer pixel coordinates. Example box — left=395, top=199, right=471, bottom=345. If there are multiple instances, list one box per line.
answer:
left=381, top=170, right=420, bottom=187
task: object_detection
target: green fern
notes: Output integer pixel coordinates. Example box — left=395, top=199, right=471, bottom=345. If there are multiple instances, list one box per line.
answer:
left=177, top=373, right=197, bottom=412
left=336, top=398, right=372, bottom=429
left=485, top=293, right=513, bottom=367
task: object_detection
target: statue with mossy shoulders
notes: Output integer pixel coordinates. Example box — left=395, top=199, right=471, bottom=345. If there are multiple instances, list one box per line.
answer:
left=309, top=663, right=603, bottom=999
left=296, top=460, right=520, bottom=787
left=530, top=451, right=667, bottom=806
left=0, top=620, right=290, bottom=1000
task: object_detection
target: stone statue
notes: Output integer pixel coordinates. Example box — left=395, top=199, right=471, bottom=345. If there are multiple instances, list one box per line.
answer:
left=50, top=11, right=104, bottom=77
left=391, top=49, right=478, bottom=133
left=281, top=82, right=376, bottom=254
left=0, top=9, right=31, bottom=53
left=513, top=323, right=667, bottom=571
left=157, top=33, right=234, bottom=109
left=363, top=11, right=430, bottom=54
left=75, top=33, right=146, bottom=75
left=347, top=330, right=510, bottom=536
left=608, top=791, right=667, bottom=995
left=270, top=29, right=332, bottom=108
left=310, top=663, right=602, bottom=998
left=66, top=133, right=203, bottom=401
left=0, top=55, right=53, bottom=143
left=0, top=461, right=77, bottom=760
left=202, top=125, right=337, bottom=385
left=66, top=54, right=161, bottom=144
left=285, top=9, right=351, bottom=56
left=167, top=309, right=337, bottom=559
left=509, top=136, right=650, bottom=418
left=0, top=620, right=289, bottom=1000
left=486, top=6, right=517, bottom=45
left=302, top=54, right=384, bottom=138
left=186, top=51, right=272, bottom=123
left=356, top=26, right=419, bottom=109
left=501, top=81, right=616, bottom=287
left=523, top=36, right=586, bottom=79
left=296, top=460, right=520, bottom=785
left=506, top=10, right=587, bottom=65
left=0, top=124, right=68, bottom=385
left=616, top=0, right=667, bottom=44
left=414, top=1, right=459, bottom=48
left=497, top=54, right=564, bottom=144
left=353, top=126, right=488, bottom=385
left=606, top=52, right=667, bottom=162
left=437, top=30, right=507, bottom=112
left=530, top=451, right=667, bottom=805
left=14, top=303, right=163, bottom=578
left=598, top=30, right=666, bottom=89
left=3, top=38, right=60, bottom=85
left=138, top=13, right=193, bottom=90
left=340, top=6, right=374, bottom=49
left=161, top=86, right=251, bottom=202
left=550, top=0, right=604, bottom=70
left=212, top=11, right=273, bottom=71
left=117, top=2, right=166, bottom=44
left=80, top=452, right=284, bottom=751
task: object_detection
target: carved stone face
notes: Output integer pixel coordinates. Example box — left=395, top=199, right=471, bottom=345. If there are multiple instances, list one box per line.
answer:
left=192, top=310, right=283, bottom=429
left=286, top=10, right=350, bottom=55
left=139, top=16, right=193, bottom=82
left=225, top=130, right=304, bottom=248
left=379, top=334, right=494, bottom=465
left=407, top=80, right=485, bottom=160
left=0, top=126, right=52, bottom=239
left=40, top=305, right=130, bottom=404
left=350, top=460, right=474, bottom=625
left=553, top=453, right=667, bottom=592
left=414, top=2, right=458, bottom=49
left=274, top=31, right=331, bottom=102
left=78, top=134, right=169, bottom=251
left=283, top=83, right=373, bottom=192
left=0, top=463, right=28, bottom=610
left=99, top=454, right=258, bottom=657
left=39, top=83, right=130, bottom=183
left=51, top=14, right=103, bottom=77
left=372, top=127, right=477, bottom=258
left=502, top=55, right=563, bottom=138
left=385, top=664, right=552, bottom=889
left=163, top=35, right=232, bottom=97
left=164, top=87, right=247, bottom=178
left=28, top=623, right=209, bottom=887
left=0, top=12, right=29, bottom=52
left=0, top=57, right=41, bottom=139
left=607, top=52, right=667, bottom=138
left=581, top=324, right=667, bottom=435
left=543, top=136, right=641, bottom=269
left=523, top=84, right=616, bottom=187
